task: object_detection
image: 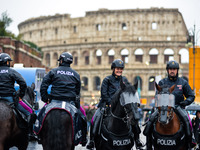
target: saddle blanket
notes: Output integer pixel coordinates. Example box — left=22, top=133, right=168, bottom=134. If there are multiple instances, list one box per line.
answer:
left=33, top=100, right=84, bottom=145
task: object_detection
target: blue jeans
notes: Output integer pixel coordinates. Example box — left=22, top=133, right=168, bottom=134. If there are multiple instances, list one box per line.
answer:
left=1, top=96, right=30, bottom=116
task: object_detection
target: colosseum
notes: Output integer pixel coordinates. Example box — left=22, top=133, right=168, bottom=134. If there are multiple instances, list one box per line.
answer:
left=18, top=7, right=189, bottom=105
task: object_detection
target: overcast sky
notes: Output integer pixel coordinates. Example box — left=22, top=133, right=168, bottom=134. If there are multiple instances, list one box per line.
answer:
left=1, top=0, right=200, bottom=44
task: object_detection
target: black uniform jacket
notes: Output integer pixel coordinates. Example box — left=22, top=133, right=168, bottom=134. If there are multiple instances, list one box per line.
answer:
left=0, top=66, right=27, bottom=98
left=40, top=65, right=81, bottom=102
left=158, top=77, right=195, bottom=106
left=98, top=74, right=130, bottom=107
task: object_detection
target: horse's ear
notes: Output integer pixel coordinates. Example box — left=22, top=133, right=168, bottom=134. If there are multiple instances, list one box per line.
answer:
left=120, top=78, right=126, bottom=90
left=155, top=82, right=162, bottom=92
left=169, top=84, right=176, bottom=93
left=134, top=80, right=138, bottom=90
left=31, top=83, right=35, bottom=90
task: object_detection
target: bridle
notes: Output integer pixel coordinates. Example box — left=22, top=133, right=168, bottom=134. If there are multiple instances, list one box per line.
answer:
left=158, top=106, right=174, bottom=125
left=110, top=106, right=130, bottom=124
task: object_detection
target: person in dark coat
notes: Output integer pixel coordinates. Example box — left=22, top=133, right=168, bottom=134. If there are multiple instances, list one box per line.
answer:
left=40, top=52, right=87, bottom=146
left=192, top=111, right=200, bottom=144
left=86, top=59, right=144, bottom=149
left=0, top=52, right=35, bottom=139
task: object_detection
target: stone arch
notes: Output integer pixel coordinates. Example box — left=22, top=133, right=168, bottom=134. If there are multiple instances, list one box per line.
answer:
left=134, top=48, right=144, bottom=63
left=93, top=76, right=101, bottom=90
left=83, top=51, right=90, bottom=65
left=81, top=77, right=88, bottom=91
left=45, top=53, right=50, bottom=67
left=72, top=51, right=78, bottom=65
left=164, top=48, right=174, bottom=63
left=149, top=48, right=158, bottom=64
left=179, top=48, right=189, bottom=64
left=149, top=76, right=155, bottom=91
left=121, top=48, right=129, bottom=63
left=108, top=49, right=115, bottom=64
left=53, top=52, right=58, bottom=67
left=96, top=49, right=102, bottom=65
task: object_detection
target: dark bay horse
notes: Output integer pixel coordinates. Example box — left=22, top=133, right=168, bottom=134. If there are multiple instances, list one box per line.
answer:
left=0, top=84, right=35, bottom=150
left=94, top=81, right=141, bottom=150
left=146, top=83, right=188, bottom=150
left=39, top=106, right=75, bottom=150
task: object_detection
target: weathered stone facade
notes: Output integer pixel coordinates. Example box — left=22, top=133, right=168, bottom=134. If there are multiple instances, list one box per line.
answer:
left=0, top=37, right=43, bottom=67
left=18, top=8, right=189, bottom=105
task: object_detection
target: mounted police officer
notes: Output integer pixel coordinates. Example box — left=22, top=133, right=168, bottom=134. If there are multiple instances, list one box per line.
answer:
left=143, top=60, right=196, bottom=148
left=87, top=59, right=144, bottom=149
left=40, top=52, right=87, bottom=146
left=0, top=53, right=35, bottom=138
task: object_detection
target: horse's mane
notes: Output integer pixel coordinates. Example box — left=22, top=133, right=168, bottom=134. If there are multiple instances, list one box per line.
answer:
left=25, top=86, right=34, bottom=100
left=111, top=84, right=136, bottom=109
left=44, top=109, right=71, bottom=149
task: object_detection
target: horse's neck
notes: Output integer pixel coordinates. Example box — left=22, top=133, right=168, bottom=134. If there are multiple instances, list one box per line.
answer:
left=107, top=104, right=129, bottom=134
left=156, top=113, right=180, bottom=135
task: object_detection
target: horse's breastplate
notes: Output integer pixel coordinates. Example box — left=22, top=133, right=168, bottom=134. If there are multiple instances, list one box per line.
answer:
left=101, top=122, right=134, bottom=149
left=34, top=100, right=83, bottom=145
left=152, top=124, right=185, bottom=150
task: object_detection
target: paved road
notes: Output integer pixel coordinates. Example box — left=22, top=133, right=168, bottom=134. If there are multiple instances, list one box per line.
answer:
left=75, top=126, right=146, bottom=150
left=10, top=126, right=146, bottom=150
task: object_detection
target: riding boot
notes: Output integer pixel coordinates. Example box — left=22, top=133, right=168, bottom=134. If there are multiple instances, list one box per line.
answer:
left=81, top=119, right=88, bottom=147
left=132, top=123, right=144, bottom=149
left=175, top=107, right=196, bottom=148
left=86, top=124, right=95, bottom=149
left=27, top=113, right=37, bottom=141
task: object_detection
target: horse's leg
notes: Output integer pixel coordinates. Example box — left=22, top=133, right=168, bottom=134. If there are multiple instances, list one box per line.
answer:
left=71, top=145, right=75, bottom=150
left=146, top=135, right=153, bottom=150
left=0, top=144, right=4, bottom=150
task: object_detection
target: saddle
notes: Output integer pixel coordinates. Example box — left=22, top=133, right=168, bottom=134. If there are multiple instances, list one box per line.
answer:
left=0, top=99, right=29, bottom=129
left=152, top=123, right=186, bottom=150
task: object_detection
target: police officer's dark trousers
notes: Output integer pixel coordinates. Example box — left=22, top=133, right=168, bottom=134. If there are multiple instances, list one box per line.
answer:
left=132, top=122, right=144, bottom=148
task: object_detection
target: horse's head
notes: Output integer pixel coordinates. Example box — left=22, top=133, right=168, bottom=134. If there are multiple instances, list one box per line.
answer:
left=111, top=80, right=141, bottom=124
left=155, top=82, right=176, bottom=125
left=22, top=83, right=36, bottom=106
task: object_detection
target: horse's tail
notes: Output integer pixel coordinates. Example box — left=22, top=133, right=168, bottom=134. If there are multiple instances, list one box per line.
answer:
left=43, top=109, right=73, bottom=150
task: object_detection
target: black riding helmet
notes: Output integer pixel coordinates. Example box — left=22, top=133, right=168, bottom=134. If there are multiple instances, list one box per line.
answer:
left=166, top=60, right=179, bottom=70
left=166, top=60, right=179, bottom=81
left=58, top=52, right=73, bottom=64
left=111, top=59, right=124, bottom=69
left=0, top=53, right=12, bottom=65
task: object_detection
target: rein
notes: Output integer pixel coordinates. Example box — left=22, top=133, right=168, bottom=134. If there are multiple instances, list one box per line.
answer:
left=110, top=106, right=130, bottom=124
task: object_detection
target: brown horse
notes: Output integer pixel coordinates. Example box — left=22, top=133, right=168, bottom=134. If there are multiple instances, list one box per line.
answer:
left=0, top=84, right=35, bottom=150
left=39, top=108, right=74, bottom=150
left=146, top=83, right=189, bottom=150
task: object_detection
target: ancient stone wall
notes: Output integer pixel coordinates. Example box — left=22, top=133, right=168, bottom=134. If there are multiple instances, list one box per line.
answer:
left=18, top=8, right=189, bottom=104
left=0, top=37, right=43, bottom=67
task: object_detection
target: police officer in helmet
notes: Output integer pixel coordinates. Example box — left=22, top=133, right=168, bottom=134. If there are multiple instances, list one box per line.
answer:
left=86, top=59, right=144, bottom=149
left=40, top=52, right=87, bottom=146
left=0, top=53, right=35, bottom=138
left=143, top=60, right=196, bottom=148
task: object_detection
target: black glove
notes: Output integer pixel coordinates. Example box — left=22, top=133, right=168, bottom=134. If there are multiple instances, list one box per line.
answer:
left=179, top=100, right=188, bottom=107
left=42, top=94, right=50, bottom=103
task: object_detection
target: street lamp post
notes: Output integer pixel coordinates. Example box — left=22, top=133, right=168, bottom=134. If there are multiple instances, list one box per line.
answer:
left=193, top=24, right=196, bottom=93
left=188, top=24, right=200, bottom=94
